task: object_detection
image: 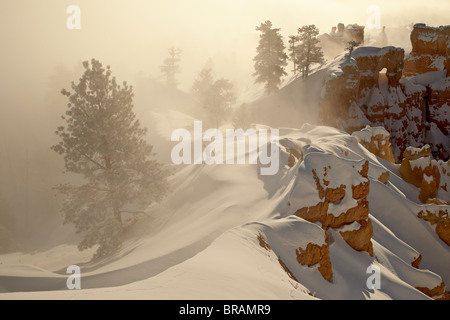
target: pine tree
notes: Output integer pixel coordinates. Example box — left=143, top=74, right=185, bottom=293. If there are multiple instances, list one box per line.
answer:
left=160, top=47, right=182, bottom=88
left=192, top=68, right=236, bottom=127
left=288, top=35, right=300, bottom=75
left=253, top=21, right=288, bottom=94
left=192, top=68, right=214, bottom=96
left=52, top=59, right=168, bottom=258
left=346, top=40, right=361, bottom=58
left=296, top=25, right=326, bottom=78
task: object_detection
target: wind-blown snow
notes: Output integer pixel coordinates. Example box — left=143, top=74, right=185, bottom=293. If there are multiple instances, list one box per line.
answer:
left=0, top=119, right=448, bottom=300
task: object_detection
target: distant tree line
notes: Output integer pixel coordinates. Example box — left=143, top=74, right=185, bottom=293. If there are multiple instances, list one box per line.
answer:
left=253, top=21, right=326, bottom=95
left=51, top=21, right=336, bottom=258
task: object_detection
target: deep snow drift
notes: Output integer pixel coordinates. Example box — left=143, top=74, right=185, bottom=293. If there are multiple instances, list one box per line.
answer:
left=1, top=114, right=448, bottom=299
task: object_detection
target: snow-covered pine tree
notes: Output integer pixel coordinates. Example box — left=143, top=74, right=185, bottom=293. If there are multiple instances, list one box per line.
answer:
left=253, top=20, right=288, bottom=94
left=160, top=47, right=182, bottom=88
left=296, top=25, right=326, bottom=78
left=52, top=59, right=168, bottom=258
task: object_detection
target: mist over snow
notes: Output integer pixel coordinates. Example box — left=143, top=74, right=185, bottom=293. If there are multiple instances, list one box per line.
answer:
left=0, top=0, right=449, bottom=300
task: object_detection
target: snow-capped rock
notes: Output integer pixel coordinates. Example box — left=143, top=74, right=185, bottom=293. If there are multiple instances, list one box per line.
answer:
left=319, top=24, right=449, bottom=162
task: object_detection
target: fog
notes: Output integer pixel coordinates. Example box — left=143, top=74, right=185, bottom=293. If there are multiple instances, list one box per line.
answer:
left=0, top=0, right=448, bottom=251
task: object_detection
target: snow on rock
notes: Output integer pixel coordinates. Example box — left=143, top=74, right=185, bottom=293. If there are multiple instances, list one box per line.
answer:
left=404, top=24, right=450, bottom=76
left=253, top=216, right=332, bottom=283
left=318, top=23, right=365, bottom=62
left=319, top=24, right=449, bottom=162
left=292, top=153, right=374, bottom=258
left=352, top=125, right=395, bottom=163
left=417, top=206, right=450, bottom=247
left=398, top=144, right=448, bottom=203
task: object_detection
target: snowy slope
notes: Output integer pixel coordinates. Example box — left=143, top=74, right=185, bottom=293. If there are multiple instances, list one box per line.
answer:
left=1, top=116, right=448, bottom=299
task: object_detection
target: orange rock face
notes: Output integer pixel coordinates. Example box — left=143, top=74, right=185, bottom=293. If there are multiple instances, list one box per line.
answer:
left=319, top=24, right=450, bottom=162
left=256, top=231, right=330, bottom=283
left=364, top=134, right=395, bottom=163
left=352, top=127, right=396, bottom=163
left=296, top=240, right=333, bottom=282
left=295, top=160, right=374, bottom=260
left=404, top=24, right=450, bottom=76
left=417, top=209, right=450, bottom=246
left=411, top=254, right=422, bottom=269
left=296, top=162, right=370, bottom=231
left=416, top=281, right=449, bottom=300
left=399, top=145, right=444, bottom=203
left=339, top=219, right=374, bottom=256
left=257, top=233, right=271, bottom=251
left=378, top=171, right=390, bottom=184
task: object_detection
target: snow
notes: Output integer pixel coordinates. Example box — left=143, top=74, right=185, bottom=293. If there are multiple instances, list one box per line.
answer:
left=423, top=173, right=434, bottom=184
left=410, top=157, right=431, bottom=170
left=352, top=125, right=390, bottom=143
left=323, top=52, right=356, bottom=82
left=409, top=70, right=446, bottom=87
left=351, top=46, right=403, bottom=59
left=1, top=114, right=449, bottom=300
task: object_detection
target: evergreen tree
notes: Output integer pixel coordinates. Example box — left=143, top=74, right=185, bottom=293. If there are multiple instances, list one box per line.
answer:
left=52, top=59, right=167, bottom=258
left=296, top=25, right=326, bottom=78
left=346, top=40, right=361, bottom=58
left=192, top=68, right=236, bottom=127
left=253, top=21, right=288, bottom=94
left=192, top=68, right=214, bottom=96
left=288, top=35, right=300, bottom=75
left=160, top=47, right=182, bottom=88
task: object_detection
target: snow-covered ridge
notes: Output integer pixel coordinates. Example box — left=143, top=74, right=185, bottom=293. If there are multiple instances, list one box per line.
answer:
left=3, top=123, right=448, bottom=300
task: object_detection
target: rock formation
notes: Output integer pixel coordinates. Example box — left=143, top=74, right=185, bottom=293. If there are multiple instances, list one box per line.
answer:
left=295, top=159, right=374, bottom=259
left=416, top=281, right=449, bottom=300
left=404, top=24, right=450, bottom=76
left=417, top=208, right=450, bottom=246
left=318, top=23, right=365, bottom=60
left=319, top=23, right=450, bottom=163
left=296, top=238, right=333, bottom=282
left=352, top=126, right=395, bottom=163
left=398, top=145, right=449, bottom=203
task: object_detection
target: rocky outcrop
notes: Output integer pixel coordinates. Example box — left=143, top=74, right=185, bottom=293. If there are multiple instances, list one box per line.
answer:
left=319, top=24, right=450, bottom=162
left=295, top=160, right=374, bottom=257
left=416, top=281, right=449, bottom=300
left=257, top=232, right=271, bottom=251
left=257, top=231, right=328, bottom=284
left=318, top=23, right=365, bottom=60
left=378, top=171, right=390, bottom=184
left=296, top=238, right=333, bottom=282
left=339, top=219, right=374, bottom=256
left=404, top=24, right=450, bottom=76
left=398, top=145, right=446, bottom=203
left=412, top=254, right=422, bottom=268
left=417, top=208, right=450, bottom=246
left=352, top=126, right=395, bottom=163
